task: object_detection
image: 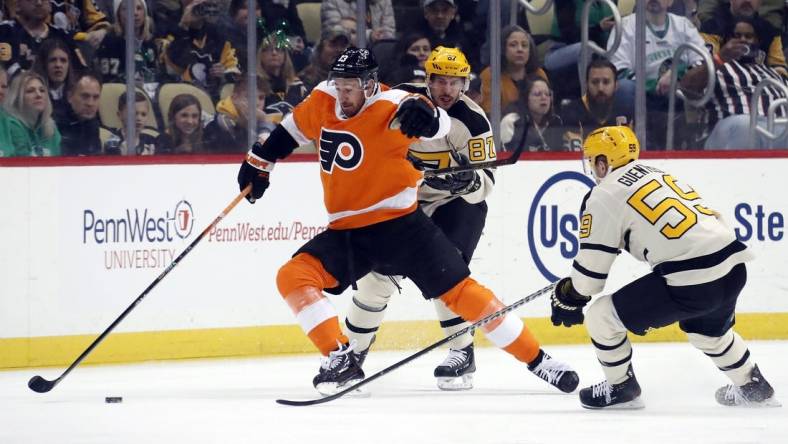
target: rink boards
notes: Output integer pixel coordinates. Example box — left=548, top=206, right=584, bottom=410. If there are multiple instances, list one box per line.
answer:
left=1, top=153, right=786, bottom=368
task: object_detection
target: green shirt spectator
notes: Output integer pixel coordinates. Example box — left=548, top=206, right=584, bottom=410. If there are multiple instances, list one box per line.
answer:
left=0, top=109, right=13, bottom=157
left=3, top=71, right=61, bottom=157
left=7, top=115, right=62, bottom=156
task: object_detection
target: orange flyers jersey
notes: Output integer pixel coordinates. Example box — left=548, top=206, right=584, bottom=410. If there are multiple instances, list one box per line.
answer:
left=281, top=81, right=451, bottom=229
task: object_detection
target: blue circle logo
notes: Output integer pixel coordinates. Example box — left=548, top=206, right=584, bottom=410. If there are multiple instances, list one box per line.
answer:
left=527, top=171, right=595, bottom=282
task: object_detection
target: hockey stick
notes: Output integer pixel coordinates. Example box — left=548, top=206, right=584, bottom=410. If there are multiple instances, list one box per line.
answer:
left=423, top=142, right=525, bottom=178
left=28, top=185, right=252, bottom=394
left=276, top=281, right=556, bottom=406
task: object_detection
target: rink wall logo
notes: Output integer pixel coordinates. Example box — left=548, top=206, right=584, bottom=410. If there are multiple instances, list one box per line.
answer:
left=83, top=200, right=195, bottom=244
left=527, top=171, right=595, bottom=281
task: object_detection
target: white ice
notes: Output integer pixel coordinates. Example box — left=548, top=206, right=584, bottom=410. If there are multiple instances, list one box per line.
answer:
left=2, top=341, right=786, bottom=444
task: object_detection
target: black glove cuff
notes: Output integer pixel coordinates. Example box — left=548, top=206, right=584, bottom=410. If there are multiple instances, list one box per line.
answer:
left=557, top=278, right=591, bottom=306
left=452, top=172, right=481, bottom=195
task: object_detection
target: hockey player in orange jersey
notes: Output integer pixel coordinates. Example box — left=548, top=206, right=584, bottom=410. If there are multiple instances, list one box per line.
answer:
left=237, top=48, right=579, bottom=396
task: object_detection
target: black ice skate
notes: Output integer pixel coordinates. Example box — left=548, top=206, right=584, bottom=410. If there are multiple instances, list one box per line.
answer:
left=715, top=365, right=781, bottom=407
left=579, top=365, right=644, bottom=409
left=354, top=347, right=370, bottom=369
left=434, top=344, right=476, bottom=391
left=313, top=341, right=365, bottom=396
left=528, top=349, right=579, bottom=393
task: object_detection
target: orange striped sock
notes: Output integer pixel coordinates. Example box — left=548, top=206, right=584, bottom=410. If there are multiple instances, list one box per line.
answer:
left=440, top=277, right=541, bottom=364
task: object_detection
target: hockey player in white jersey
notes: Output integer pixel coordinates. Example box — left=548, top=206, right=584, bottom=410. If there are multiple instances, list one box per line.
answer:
left=344, top=47, right=577, bottom=393
left=343, top=46, right=493, bottom=391
left=550, top=126, right=779, bottom=409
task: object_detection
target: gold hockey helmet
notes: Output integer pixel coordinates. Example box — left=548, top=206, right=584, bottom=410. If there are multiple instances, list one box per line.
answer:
left=582, top=126, right=640, bottom=181
left=425, top=46, right=471, bottom=90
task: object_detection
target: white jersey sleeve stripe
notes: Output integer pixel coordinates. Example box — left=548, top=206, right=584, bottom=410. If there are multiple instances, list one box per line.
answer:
left=579, top=243, right=621, bottom=254
left=281, top=113, right=312, bottom=146
left=572, top=261, right=609, bottom=280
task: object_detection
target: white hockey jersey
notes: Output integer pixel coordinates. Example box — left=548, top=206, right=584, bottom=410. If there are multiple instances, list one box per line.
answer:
left=397, top=84, right=496, bottom=216
left=607, top=13, right=707, bottom=84
left=571, top=162, right=753, bottom=295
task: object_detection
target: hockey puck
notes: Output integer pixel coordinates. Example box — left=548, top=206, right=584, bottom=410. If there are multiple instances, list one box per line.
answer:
left=105, top=396, right=123, bottom=403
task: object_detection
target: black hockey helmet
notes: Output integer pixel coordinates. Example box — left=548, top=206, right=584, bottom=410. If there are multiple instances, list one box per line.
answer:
left=328, top=47, right=379, bottom=84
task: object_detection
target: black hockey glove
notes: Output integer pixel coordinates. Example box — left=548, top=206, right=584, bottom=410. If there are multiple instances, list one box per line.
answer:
left=423, top=152, right=481, bottom=195
left=550, top=277, right=592, bottom=328
left=392, top=94, right=440, bottom=138
left=237, top=143, right=275, bottom=203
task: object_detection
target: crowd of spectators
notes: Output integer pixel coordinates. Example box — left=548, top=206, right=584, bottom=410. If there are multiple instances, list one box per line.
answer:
left=0, top=0, right=787, bottom=158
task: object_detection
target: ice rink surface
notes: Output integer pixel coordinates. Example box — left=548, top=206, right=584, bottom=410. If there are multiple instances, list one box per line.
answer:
left=2, top=341, right=786, bottom=444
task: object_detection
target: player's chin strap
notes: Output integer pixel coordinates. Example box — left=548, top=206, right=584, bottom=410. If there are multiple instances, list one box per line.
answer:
left=364, top=81, right=380, bottom=100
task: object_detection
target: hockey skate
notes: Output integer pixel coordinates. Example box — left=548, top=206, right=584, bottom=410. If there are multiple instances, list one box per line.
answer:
left=313, top=341, right=365, bottom=396
left=354, top=347, right=370, bottom=369
left=528, top=349, right=579, bottom=393
left=715, top=365, right=781, bottom=407
left=434, top=344, right=476, bottom=391
left=579, top=365, right=644, bottom=409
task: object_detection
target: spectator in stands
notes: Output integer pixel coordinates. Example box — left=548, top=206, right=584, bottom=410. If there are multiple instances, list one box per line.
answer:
left=699, top=0, right=788, bottom=78
left=337, top=16, right=360, bottom=47
left=560, top=58, right=634, bottom=151
left=56, top=72, right=103, bottom=156
left=408, top=0, right=471, bottom=66
left=260, top=0, right=306, bottom=42
left=607, top=0, right=706, bottom=149
left=164, top=0, right=241, bottom=98
left=94, top=0, right=161, bottom=84
left=380, top=32, right=431, bottom=85
left=3, top=71, right=62, bottom=156
left=256, top=34, right=308, bottom=115
left=0, top=0, right=85, bottom=76
left=682, top=15, right=788, bottom=148
left=540, top=0, right=618, bottom=103
left=204, top=76, right=275, bottom=153
left=158, top=93, right=206, bottom=153
left=32, top=39, right=78, bottom=121
left=321, top=0, right=396, bottom=44
left=298, top=28, right=351, bottom=91
left=49, top=0, right=111, bottom=46
left=152, top=0, right=185, bottom=43
left=668, top=0, right=701, bottom=27
left=0, top=65, right=8, bottom=102
left=500, top=77, right=565, bottom=152
left=221, top=0, right=261, bottom=72
left=475, top=0, right=527, bottom=68
left=698, top=0, right=784, bottom=32
left=104, top=91, right=159, bottom=155
left=480, top=25, right=547, bottom=114
left=96, top=0, right=117, bottom=23
left=402, top=32, right=432, bottom=71
left=0, top=65, right=15, bottom=156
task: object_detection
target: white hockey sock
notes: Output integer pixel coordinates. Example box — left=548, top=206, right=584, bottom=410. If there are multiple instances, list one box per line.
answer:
left=433, top=298, right=473, bottom=350
left=687, top=330, right=753, bottom=386
left=344, top=297, right=386, bottom=352
left=586, top=295, right=632, bottom=384
left=342, top=272, right=397, bottom=353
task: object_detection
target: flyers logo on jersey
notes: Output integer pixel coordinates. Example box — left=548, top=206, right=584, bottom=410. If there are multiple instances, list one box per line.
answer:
left=319, top=129, right=364, bottom=173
